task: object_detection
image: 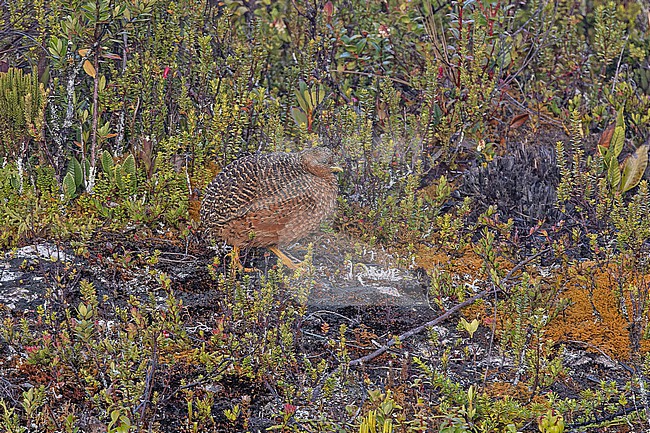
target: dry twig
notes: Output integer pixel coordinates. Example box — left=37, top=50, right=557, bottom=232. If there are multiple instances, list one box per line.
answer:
left=348, top=248, right=550, bottom=366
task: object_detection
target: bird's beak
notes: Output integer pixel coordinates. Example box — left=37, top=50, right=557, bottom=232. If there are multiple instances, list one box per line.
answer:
left=330, top=166, right=343, bottom=173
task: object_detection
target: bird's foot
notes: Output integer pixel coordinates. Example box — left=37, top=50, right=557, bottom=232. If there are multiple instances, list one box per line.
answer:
left=269, top=246, right=302, bottom=270
left=228, top=246, right=260, bottom=273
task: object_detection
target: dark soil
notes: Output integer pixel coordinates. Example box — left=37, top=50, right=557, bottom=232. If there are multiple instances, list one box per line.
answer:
left=0, top=230, right=641, bottom=431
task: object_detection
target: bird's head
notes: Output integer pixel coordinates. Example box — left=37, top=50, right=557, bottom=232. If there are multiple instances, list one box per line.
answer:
left=301, top=147, right=343, bottom=177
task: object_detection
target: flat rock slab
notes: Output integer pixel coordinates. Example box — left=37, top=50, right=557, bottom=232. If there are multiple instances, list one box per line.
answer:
left=285, top=233, right=429, bottom=308
left=0, top=233, right=430, bottom=315
left=0, top=244, right=73, bottom=311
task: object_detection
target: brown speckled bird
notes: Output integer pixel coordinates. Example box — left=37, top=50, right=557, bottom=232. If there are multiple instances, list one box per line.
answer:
left=201, top=147, right=342, bottom=270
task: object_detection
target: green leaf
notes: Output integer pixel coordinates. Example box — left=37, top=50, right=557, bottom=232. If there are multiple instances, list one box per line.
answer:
left=115, top=168, right=125, bottom=191
left=101, top=150, right=114, bottom=176
left=67, top=157, right=83, bottom=187
left=91, top=197, right=111, bottom=218
left=291, top=107, right=308, bottom=128
left=295, top=88, right=309, bottom=113
left=123, top=154, right=137, bottom=190
left=48, top=36, right=66, bottom=59
left=122, top=153, right=136, bottom=176
left=620, top=144, right=649, bottom=193
left=608, top=157, right=621, bottom=189
left=610, top=110, right=625, bottom=160
left=317, top=87, right=326, bottom=105
left=9, top=173, right=20, bottom=190
left=307, top=87, right=324, bottom=110
left=597, top=144, right=609, bottom=159
left=98, top=121, right=110, bottom=137
left=63, top=172, right=77, bottom=199
left=459, top=317, right=479, bottom=338
left=305, top=89, right=316, bottom=111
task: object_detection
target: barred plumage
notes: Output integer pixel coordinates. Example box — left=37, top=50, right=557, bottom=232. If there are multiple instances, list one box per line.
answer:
left=201, top=147, right=341, bottom=269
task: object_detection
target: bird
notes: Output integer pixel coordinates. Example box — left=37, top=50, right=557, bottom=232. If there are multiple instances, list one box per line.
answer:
left=201, top=147, right=342, bottom=270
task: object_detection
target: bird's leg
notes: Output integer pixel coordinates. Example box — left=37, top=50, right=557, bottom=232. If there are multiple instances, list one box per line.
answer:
left=228, top=246, right=244, bottom=272
left=269, top=246, right=300, bottom=269
left=229, top=246, right=258, bottom=273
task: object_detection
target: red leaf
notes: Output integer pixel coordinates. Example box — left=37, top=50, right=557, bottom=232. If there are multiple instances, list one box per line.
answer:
left=509, top=113, right=529, bottom=129
left=598, top=123, right=616, bottom=149
left=323, top=1, right=333, bottom=20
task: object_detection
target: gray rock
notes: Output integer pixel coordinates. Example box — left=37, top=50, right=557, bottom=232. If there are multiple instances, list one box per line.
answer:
left=0, top=243, right=72, bottom=311
left=285, top=233, right=428, bottom=308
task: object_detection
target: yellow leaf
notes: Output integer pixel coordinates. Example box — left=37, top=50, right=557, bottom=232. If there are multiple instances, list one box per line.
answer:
left=101, top=53, right=122, bottom=60
left=620, top=144, right=649, bottom=193
left=83, top=60, right=96, bottom=78
left=78, top=48, right=90, bottom=57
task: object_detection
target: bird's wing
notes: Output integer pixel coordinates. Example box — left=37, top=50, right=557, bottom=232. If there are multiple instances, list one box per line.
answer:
left=243, top=175, right=318, bottom=215
left=201, top=156, right=263, bottom=225
left=203, top=152, right=319, bottom=226
left=226, top=153, right=310, bottom=214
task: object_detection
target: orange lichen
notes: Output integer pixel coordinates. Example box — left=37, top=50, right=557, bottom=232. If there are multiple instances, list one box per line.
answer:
left=545, top=260, right=650, bottom=360
left=416, top=246, right=650, bottom=361
left=416, top=247, right=489, bottom=276
left=188, top=194, right=201, bottom=222
left=416, top=246, right=510, bottom=319
left=484, top=381, right=531, bottom=401
left=546, top=283, right=632, bottom=357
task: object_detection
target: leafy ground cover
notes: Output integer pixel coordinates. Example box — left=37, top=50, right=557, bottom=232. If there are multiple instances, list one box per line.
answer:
left=2, top=0, right=650, bottom=431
